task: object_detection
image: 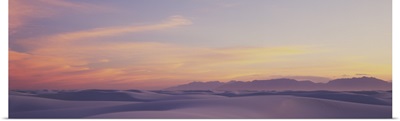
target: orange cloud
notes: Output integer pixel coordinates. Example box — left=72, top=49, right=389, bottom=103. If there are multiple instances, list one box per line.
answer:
left=10, top=3, right=390, bottom=89
left=9, top=50, right=129, bottom=89
left=11, top=36, right=391, bottom=89
left=46, top=15, right=192, bottom=42
left=10, top=39, right=313, bottom=89
left=9, top=14, right=195, bottom=89
left=15, top=15, right=192, bottom=50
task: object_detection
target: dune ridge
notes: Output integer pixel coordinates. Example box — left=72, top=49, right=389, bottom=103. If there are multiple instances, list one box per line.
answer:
left=9, top=90, right=392, bottom=118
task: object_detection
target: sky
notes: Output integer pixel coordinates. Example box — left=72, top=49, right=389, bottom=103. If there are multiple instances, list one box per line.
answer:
left=9, top=0, right=391, bottom=89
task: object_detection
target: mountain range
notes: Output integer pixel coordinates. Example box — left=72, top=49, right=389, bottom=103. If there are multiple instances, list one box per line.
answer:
left=166, top=77, right=391, bottom=91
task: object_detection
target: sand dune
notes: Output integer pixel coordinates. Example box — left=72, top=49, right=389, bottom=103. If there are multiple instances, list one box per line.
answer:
left=9, top=90, right=391, bottom=118
left=88, top=95, right=391, bottom=118
left=9, top=95, right=135, bottom=113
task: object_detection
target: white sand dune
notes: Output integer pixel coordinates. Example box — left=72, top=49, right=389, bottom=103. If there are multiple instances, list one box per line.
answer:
left=9, top=95, right=136, bottom=113
left=88, top=95, right=391, bottom=118
left=10, top=94, right=391, bottom=118
left=119, top=90, right=226, bottom=101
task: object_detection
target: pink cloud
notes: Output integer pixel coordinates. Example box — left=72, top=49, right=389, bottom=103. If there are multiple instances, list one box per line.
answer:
left=9, top=0, right=110, bottom=33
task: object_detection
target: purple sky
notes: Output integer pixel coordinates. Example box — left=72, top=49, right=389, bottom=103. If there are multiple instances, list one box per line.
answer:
left=9, top=0, right=391, bottom=89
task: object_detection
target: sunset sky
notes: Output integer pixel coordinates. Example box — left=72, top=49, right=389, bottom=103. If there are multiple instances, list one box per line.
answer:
left=9, top=0, right=391, bottom=89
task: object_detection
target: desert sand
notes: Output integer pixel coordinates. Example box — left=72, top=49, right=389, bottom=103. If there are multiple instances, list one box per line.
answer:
left=9, top=90, right=391, bottom=118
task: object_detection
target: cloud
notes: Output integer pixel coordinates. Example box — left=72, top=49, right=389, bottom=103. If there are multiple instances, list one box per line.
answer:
left=98, top=59, right=110, bottom=63
left=9, top=50, right=30, bottom=61
left=15, top=26, right=389, bottom=89
left=15, top=15, right=192, bottom=50
left=9, top=14, right=196, bottom=89
left=9, top=40, right=311, bottom=89
left=45, top=15, right=192, bottom=43
left=9, top=1, right=391, bottom=89
left=37, top=0, right=108, bottom=10
left=9, top=50, right=90, bottom=89
left=9, top=0, right=110, bottom=33
left=355, top=73, right=370, bottom=76
left=9, top=50, right=135, bottom=89
left=9, top=0, right=41, bottom=31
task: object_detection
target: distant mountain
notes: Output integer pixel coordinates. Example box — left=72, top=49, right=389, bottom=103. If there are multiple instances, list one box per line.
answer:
left=165, top=81, right=225, bottom=90
left=325, top=77, right=392, bottom=91
left=165, top=77, right=391, bottom=91
left=217, top=78, right=324, bottom=91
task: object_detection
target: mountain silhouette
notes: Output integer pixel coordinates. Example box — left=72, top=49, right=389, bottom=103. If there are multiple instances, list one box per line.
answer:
left=217, top=78, right=324, bottom=91
left=324, top=77, right=392, bottom=91
left=166, top=77, right=391, bottom=91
